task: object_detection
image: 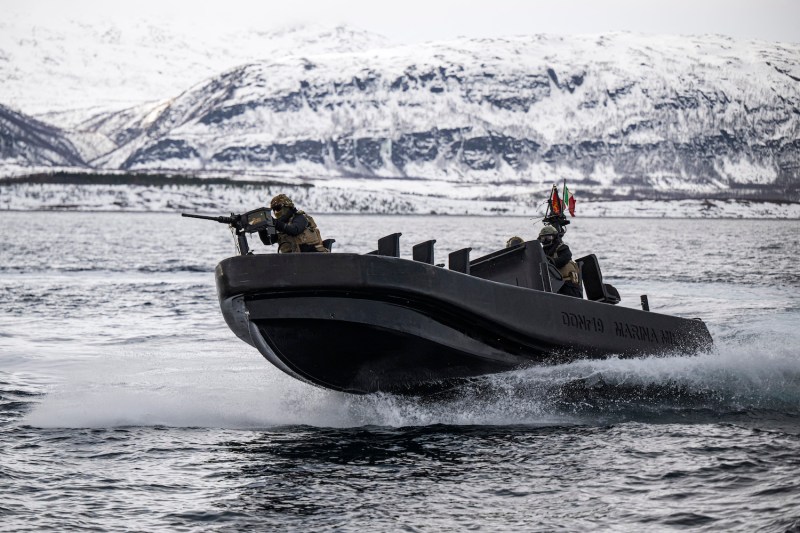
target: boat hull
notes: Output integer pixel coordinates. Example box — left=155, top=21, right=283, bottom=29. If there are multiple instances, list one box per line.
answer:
left=215, top=253, right=712, bottom=394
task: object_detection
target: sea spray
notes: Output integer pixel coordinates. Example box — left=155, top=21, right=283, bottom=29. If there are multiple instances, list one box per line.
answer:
left=23, top=331, right=800, bottom=430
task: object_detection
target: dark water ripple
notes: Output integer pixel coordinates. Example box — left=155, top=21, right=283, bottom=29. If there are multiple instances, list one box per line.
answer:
left=2, top=419, right=800, bottom=531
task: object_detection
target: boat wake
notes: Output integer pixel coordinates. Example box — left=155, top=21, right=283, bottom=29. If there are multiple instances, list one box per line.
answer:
left=17, top=329, right=800, bottom=432
left=347, top=330, right=800, bottom=427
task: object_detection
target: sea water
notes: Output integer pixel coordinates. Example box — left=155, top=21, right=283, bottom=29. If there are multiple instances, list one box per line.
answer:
left=1, top=212, right=799, bottom=531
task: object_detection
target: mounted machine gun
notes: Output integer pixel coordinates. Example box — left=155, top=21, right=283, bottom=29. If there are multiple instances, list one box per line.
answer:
left=182, top=207, right=277, bottom=256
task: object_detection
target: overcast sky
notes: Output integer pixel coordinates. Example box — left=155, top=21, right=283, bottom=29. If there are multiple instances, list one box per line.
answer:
left=8, top=0, right=800, bottom=43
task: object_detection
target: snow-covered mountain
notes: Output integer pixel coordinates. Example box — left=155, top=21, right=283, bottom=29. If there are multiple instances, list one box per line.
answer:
left=83, top=32, right=800, bottom=201
left=1, top=21, right=799, bottom=205
left=0, top=14, right=389, bottom=120
left=0, top=104, right=86, bottom=170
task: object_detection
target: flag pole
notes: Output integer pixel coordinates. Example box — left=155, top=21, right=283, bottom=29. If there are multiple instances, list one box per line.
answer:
left=542, top=181, right=570, bottom=235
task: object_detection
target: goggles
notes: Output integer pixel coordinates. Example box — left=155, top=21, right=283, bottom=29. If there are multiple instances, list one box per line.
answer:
left=539, top=235, right=556, bottom=244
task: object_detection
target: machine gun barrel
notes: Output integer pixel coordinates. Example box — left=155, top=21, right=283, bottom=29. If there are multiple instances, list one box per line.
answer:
left=181, top=213, right=235, bottom=224
left=182, top=208, right=276, bottom=256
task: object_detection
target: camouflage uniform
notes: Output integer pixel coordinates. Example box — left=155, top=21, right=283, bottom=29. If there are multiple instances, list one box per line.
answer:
left=539, top=226, right=582, bottom=298
left=266, top=194, right=328, bottom=253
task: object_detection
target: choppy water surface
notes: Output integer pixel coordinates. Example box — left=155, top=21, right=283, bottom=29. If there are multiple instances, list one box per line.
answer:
left=1, top=212, right=799, bottom=531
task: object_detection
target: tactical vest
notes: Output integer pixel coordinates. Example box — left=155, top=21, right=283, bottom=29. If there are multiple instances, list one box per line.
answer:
left=553, top=246, right=581, bottom=285
left=277, top=211, right=329, bottom=253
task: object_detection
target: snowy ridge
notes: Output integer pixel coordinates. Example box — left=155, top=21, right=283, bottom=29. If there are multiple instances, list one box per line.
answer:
left=0, top=15, right=390, bottom=119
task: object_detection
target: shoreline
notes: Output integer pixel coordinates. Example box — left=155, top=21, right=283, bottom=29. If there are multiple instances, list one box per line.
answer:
left=2, top=179, right=798, bottom=219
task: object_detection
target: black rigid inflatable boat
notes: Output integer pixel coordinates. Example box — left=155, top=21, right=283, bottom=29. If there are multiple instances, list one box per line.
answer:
left=206, top=222, right=713, bottom=394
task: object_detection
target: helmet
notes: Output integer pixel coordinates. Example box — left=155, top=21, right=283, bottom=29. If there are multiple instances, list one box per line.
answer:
left=270, top=194, right=294, bottom=219
left=270, top=194, right=294, bottom=209
left=538, top=225, right=559, bottom=238
left=506, top=236, right=524, bottom=248
left=538, top=225, right=559, bottom=247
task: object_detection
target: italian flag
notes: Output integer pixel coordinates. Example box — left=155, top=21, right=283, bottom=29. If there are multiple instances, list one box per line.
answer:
left=562, top=183, right=576, bottom=216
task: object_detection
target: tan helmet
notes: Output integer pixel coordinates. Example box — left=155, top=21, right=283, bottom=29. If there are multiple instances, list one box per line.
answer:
left=270, top=194, right=294, bottom=218
left=506, top=236, right=524, bottom=248
left=270, top=194, right=294, bottom=209
left=538, top=225, right=559, bottom=238
left=538, top=225, right=559, bottom=247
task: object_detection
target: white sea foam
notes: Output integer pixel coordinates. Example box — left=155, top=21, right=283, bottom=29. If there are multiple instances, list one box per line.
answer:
left=22, top=327, right=800, bottom=430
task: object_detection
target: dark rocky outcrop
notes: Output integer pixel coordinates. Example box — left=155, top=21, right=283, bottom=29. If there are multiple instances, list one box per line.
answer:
left=0, top=104, right=86, bottom=167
